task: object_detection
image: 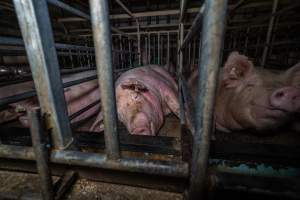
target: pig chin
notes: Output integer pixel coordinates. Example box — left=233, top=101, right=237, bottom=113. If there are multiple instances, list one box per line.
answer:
left=250, top=103, right=289, bottom=130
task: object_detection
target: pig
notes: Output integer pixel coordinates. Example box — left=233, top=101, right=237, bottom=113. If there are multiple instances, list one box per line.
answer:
left=90, top=65, right=190, bottom=135
left=188, top=51, right=300, bottom=133
left=0, top=73, right=101, bottom=129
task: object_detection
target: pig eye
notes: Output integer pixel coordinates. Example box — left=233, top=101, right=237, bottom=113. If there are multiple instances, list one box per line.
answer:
left=246, top=83, right=255, bottom=87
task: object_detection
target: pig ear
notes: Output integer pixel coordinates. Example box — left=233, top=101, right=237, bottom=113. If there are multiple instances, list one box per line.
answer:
left=121, top=79, right=149, bottom=93
left=222, top=51, right=254, bottom=88
left=285, top=63, right=300, bottom=86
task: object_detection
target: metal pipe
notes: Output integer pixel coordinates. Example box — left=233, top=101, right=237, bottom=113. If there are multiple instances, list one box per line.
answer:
left=179, top=6, right=205, bottom=51
left=0, top=36, right=94, bottom=51
left=47, top=0, right=90, bottom=19
left=69, top=99, right=101, bottom=121
left=90, top=0, right=120, bottom=160
left=167, top=32, right=170, bottom=65
left=188, top=0, right=227, bottom=199
left=178, top=23, right=185, bottom=126
left=0, top=74, right=97, bottom=111
left=115, top=0, right=141, bottom=65
left=261, top=0, right=279, bottom=67
left=179, top=0, right=189, bottom=23
left=13, top=0, right=73, bottom=150
left=0, top=144, right=189, bottom=178
left=148, top=33, right=151, bottom=64
left=28, top=108, right=54, bottom=200
left=158, top=33, right=160, bottom=65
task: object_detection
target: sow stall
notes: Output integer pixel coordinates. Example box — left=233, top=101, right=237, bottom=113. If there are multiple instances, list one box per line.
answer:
left=0, top=0, right=299, bottom=199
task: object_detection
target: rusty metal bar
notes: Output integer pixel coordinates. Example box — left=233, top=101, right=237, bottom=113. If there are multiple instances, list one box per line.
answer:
left=188, top=0, right=227, bottom=199
left=28, top=108, right=54, bottom=200
left=90, top=0, right=120, bottom=160
left=0, top=144, right=189, bottom=178
left=261, top=0, right=279, bottom=67
left=13, top=0, right=74, bottom=150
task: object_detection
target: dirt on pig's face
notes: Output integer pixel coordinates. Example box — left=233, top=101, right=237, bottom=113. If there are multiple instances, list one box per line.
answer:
left=116, top=79, right=164, bottom=135
left=215, top=52, right=300, bottom=133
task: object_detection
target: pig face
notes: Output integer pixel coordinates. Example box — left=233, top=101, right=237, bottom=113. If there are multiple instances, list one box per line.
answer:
left=215, top=52, right=300, bottom=132
left=116, top=78, right=164, bottom=135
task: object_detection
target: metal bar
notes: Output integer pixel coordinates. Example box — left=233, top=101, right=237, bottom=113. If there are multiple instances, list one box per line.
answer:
left=148, top=33, right=151, bottom=64
left=90, top=0, right=120, bottom=160
left=47, top=0, right=90, bottom=19
left=179, top=0, right=189, bottom=23
left=178, top=23, right=185, bottom=125
left=188, top=0, right=227, bottom=199
left=158, top=33, right=160, bottom=65
left=28, top=108, right=54, bottom=200
left=167, top=32, right=170, bottom=65
left=129, top=40, right=132, bottom=67
left=179, top=6, right=205, bottom=51
left=0, top=73, right=97, bottom=111
left=69, top=99, right=101, bottom=121
left=0, top=36, right=94, bottom=51
left=119, top=35, right=124, bottom=68
left=137, top=24, right=141, bottom=65
left=54, top=171, right=77, bottom=200
left=261, top=0, right=279, bottom=67
left=13, top=0, right=73, bottom=150
left=0, top=145, right=189, bottom=178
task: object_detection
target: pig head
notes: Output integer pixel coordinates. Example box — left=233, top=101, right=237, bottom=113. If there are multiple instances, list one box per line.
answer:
left=90, top=65, right=188, bottom=136
left=189, top=51, right=300, bottom=133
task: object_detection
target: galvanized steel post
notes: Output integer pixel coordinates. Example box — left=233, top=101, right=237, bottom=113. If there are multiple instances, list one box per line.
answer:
left=90, top=0, right=120, bottom=160
left=13, top=0, right=73, bottom=149
left=188, top=0, right=227, bottom=199
left=261, top=0, right=279, bottom=67
left=28, top=108, right=54, bottom=200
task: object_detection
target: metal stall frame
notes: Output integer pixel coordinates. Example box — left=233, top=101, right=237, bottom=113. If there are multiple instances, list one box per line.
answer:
left=1, top=0, right=299, bottom=199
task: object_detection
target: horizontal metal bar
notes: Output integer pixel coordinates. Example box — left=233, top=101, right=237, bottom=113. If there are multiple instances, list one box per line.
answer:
left=47, top=0, right=90, bottom=19
left=0, top=74, right=97, bottom=110
left=179, top=5, right=205, bottom=51
left=69, top=99, right=100, bottom=121
left=0, top=144, right=189, bottom=178
left=0, top=36, right=94, bottom=51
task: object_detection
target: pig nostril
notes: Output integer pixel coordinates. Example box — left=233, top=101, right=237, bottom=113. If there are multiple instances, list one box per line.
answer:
left=275, top=91, right=284, bottom=98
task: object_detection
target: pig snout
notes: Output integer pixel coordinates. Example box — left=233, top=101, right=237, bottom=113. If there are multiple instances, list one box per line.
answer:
left=270, top=86, right=300, bottom=113
left=130, top=112, right=155, bottom=135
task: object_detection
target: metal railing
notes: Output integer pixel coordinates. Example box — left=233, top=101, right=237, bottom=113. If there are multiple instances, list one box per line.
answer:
left=1, top=0, right=298, bottom=199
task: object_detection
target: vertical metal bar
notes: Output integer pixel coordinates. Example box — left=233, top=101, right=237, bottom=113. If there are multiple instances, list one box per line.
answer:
left=178, top=23, right=185, bottom=125
left=137, top=24, right=141, bottom=65
left=158, top=33, right=160, bottom=65
left=167, top=32, right=170, bottom=65
left=13, top=0, right=73, bottom=149
left=129, top=40, right=132, bottom=67
left=90, top=0, right=120, bottom=160
left=145, top=36, right=148, bottom=65
left=261, top=0, right=279, bottom=67
left=119, top=35, right=124, bottom=69
left=148, top=33, right=151, bottom=64
left=188, top=0, right=227, bottom=199
left=28, top=108, right=54, bottom=200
